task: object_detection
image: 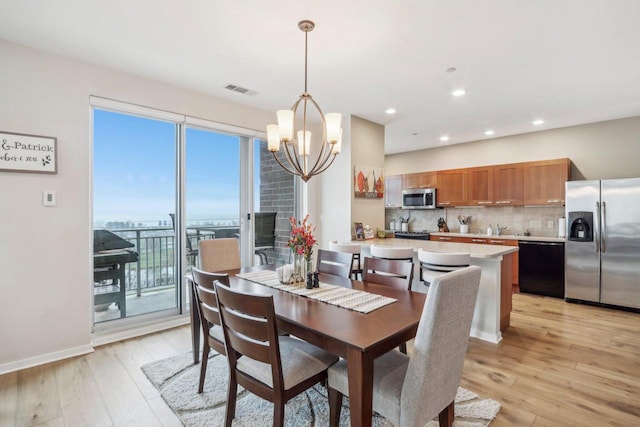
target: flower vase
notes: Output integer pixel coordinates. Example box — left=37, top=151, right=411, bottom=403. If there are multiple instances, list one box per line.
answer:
left=292, top=253, right=305, bottom=284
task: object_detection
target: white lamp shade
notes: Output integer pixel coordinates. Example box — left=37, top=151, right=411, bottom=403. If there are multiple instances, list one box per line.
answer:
left=325, top=113, right=342, bottom=143
left=331, top=129, right=343, bottom=154
left=267, top=124, right=280, bottom=152
left=277, top=110, right=294, bottom=141
left=297, top=130, right=311, bottom=156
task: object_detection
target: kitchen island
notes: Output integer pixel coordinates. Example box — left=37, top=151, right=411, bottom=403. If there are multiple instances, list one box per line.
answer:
left=354, top=238, right=518, bottom=343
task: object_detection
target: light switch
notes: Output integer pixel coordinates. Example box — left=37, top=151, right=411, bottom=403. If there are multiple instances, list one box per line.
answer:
left=43, top=190, right=56, bottom=207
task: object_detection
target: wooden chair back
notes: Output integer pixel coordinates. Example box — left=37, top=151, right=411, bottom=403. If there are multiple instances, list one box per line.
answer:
left=362, top=256, right=414, bottom=290
left=317, top=249, right=353, bottom=278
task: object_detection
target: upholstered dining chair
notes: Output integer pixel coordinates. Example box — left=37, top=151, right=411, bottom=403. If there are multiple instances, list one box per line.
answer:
left=327, top=266, right=482, bottom=427
left=198, top=238, right=241, bottom=272
left=214, top=281, right=339, bottom=427
left=328, top=241, right=363, bottom=279
left=191, top=268, right=230, bottom=393
left=369, top=244, right=415, bottom=284
left=317, top=249, right=353, bottom=278
left=362, top=256, right=414, bottom=353
left=418, top=249, right=471, bottom=288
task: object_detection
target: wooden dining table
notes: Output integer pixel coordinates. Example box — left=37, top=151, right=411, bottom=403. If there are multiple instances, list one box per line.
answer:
left=188, top=264, right=426, bottom=427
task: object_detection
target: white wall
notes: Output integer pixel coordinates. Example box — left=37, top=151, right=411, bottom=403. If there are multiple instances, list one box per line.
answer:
left=0, top=40, right=277, bottom=372
left=385, top=116, right=640, bottom=180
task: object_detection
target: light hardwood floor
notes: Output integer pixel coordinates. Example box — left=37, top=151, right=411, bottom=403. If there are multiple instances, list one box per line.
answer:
left=1, top=293, right=639, bottom=426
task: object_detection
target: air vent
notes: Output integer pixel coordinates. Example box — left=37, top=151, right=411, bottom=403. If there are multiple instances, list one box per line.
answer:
left=224, top=84, right=257, bottom=96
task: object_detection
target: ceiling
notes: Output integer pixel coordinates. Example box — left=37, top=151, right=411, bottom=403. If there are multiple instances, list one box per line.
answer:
left=1, top=1, right=639, bottom=154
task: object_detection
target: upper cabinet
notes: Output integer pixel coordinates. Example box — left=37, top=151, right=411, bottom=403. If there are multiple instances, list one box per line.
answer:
left=402, top=171, right=436, bottom=189
left=494, top=163, right=524, bottom=206
left=467, top=166, right=494, bottom=206
left=523, top=158, right=571, bottom=205
left=436, top=169, right=467, bottom=207
left=385, top=174, right=403, bottom=208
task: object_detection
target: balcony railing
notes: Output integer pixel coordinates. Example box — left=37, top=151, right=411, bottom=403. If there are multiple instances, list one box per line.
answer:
left=95, top=226, right=240, bottom=295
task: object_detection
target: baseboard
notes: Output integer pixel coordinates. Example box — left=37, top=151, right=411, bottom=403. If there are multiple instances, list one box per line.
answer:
left=92, top=316, right=189, bottom=347
left=0, top=344, right=94, bottom=376
left=470, top=328, right=502, bottom=344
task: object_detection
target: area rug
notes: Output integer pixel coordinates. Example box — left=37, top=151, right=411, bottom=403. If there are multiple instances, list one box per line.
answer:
left=141, top=352, right=500, bottom=426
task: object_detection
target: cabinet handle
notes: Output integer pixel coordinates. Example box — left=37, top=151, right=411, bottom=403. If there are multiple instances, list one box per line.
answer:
left=547, top=199, right=562, bottom=203
left=495, top=200, right=511, bottom=204
left=438, top=237, right=452, bottom=241
left=478, top=201, right=492, bottom=204
left=471, top=239, right=487, bottom=243
left=489, top=240, right=505, bottom=244
left=439, top=202, right=451, bottom=206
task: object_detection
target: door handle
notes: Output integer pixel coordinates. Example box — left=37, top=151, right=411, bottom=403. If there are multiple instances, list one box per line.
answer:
left=601, top=201, right=606, bottom=253
left=595, top=202, right=600, bottom=253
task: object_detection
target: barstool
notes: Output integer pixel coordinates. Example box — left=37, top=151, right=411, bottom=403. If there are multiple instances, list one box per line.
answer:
left=418, top=249, right=471, bottom=288
left=329, top=241, right=363, bottom=279
left=369, top=244, right=415, bottom=283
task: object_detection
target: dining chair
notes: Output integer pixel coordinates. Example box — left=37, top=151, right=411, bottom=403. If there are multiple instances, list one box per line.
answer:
left=317, top=249, right=353, bottom=278
left=328, top=241, right=363, bottom=279
left=198, top=238, right=241, bottom=272
left=418, top=249, right=471, bottom=288
left=369, top=244, right=415, bottom=283
left=191, top=268, right=230, bottom=393
left=327, top=266, right=482, bottom=427
left=362, top=256, right=414, bottom=353
left=254, top=212, right=277, bottom=265
left=169, top=213, right=198, bottom=266
left=214, top=281, right=339, bottom=427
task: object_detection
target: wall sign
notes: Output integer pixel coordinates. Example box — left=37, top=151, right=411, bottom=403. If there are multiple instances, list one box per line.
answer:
left=0, top=131, right=57, bottom=174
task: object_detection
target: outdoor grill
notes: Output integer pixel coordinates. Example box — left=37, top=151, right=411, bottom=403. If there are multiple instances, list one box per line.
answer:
left=93, top=229, right=139, bottom=318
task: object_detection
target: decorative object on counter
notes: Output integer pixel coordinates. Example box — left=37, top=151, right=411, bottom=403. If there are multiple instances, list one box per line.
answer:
left=377, top=229, right=386, bottom=238
left=495, top=224, right=507, bottom=236
left=487, top=224, right=493, bottom=236
left=458, top=215, right=471, bottom=234
left=437, top=217, right=449, bottom=232
left=363, top=225, right=375, bottom=239
left=558, top=217, right=566, bottom=238
left=354, top=165, right=384, bottom=198
left=288, top=215, right=317, bottom=283
left=389, top=219, right=396, bottom=231
left=354, top=222, right=364, bottom=240
left=523, top=229, right=530, bottom=236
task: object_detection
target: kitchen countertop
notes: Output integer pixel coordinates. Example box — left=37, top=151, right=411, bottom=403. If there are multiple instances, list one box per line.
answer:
left=426, top=232, right=565, bottom=243
left=352, top=238, right=518, bottom=259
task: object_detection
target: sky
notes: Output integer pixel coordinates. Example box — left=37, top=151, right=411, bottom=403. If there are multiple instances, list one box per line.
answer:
left=93, top=109, right=259, bottom=227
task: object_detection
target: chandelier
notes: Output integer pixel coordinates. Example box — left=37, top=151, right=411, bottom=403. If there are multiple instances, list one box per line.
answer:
left=267, top=20, right=342, bottom=182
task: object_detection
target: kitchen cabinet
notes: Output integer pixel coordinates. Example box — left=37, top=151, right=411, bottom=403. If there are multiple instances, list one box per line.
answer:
left=436, top=169, right=467, bottom=207
left=385, top=174, right=403, bottom=208
left=523, top=158, right=570, bottom=205
left=429, top=235, right=519, bottom=285
left=402, top=171, right=436, bottom=189
left=493, top=163, right=523, bottom=206
left=467, top=166, right=494, bottom=206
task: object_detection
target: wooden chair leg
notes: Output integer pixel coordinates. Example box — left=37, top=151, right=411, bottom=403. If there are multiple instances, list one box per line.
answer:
left=328, top=387, right=343, bottom=427
left=274, top=400, right=285, bottom=427
left=438, top=400, right=454, bottom=427
left=198, top=342, right=209, bottom=393
left=399, top=342, right=407, bottom=354
left=225, top=374, right=238, bottom=427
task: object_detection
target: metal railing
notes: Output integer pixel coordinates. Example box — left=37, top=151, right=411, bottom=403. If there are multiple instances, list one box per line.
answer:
left=96, top=226, right=240, bottom=295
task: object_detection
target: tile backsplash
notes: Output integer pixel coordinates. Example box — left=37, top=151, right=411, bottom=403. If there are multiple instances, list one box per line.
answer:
left=386, top=205, right=565, bottom=237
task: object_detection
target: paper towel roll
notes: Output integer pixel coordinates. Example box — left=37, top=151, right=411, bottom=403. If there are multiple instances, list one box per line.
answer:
left=558, top=217, right=566, bottom=238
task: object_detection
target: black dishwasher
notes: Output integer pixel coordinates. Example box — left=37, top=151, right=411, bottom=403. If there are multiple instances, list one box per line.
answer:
left=518, top=241, right=565, bottom=298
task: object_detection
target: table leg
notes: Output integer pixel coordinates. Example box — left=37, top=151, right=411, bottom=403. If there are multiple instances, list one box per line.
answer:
left=346, top=346, right=374, bottom=427
left=188, top=277, right=201, bottom=364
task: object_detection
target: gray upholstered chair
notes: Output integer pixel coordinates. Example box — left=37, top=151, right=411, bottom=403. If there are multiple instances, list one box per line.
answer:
left=327, top=266, right=482, bottom=427
left=198, top=238, right=241, bottom=272
left=215, top=281, right=339, bottom=427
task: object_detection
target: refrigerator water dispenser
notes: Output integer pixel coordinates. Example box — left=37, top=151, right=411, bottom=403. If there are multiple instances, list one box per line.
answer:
left=568, top=211, right=593, bottom=242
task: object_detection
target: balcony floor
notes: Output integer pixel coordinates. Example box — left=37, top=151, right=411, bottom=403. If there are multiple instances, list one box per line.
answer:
left=94, top=287, right=180, bottom=323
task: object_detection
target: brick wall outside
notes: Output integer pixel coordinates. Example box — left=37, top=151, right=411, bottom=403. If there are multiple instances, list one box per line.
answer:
left=257, top=140, right=297, bottom=264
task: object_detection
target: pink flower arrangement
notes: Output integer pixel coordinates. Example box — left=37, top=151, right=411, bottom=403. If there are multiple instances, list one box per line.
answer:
left=288, top=215, right=317, bottom=261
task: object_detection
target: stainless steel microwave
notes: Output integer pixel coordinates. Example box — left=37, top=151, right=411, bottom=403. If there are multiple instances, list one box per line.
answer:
left=402, top=188, right=437, bottom=209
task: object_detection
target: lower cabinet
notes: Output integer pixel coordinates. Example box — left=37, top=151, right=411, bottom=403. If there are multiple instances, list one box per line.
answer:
left=430, top=235, right=519, bottom=285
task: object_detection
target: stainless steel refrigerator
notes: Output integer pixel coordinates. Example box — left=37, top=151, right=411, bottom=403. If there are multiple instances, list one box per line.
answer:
left=565, top=178, right=640, bottom=309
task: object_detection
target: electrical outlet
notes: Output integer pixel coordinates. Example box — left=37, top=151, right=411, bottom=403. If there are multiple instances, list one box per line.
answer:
left=548, top=220, right=554, bottom=228
left=530, top=220, right=542, bottom=228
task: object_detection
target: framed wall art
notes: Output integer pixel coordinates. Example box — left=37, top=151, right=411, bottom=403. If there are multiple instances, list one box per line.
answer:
left=0, top=131, right=57, bottom=174
left=353, top=164, right=384, bottom=198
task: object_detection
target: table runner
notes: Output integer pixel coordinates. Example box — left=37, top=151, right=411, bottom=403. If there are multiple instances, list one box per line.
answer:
left=236, top=270, right=397, bottom=313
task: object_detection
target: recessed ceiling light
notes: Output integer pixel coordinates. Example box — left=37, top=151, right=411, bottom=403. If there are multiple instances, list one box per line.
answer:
left=484, top=130, right=495, bottom=136
left=440, top=135, right=450, bottom=142
left=533, top=119, right=545, bottom=125
left=446, top=67, right=457, bottom=73
left=385, top=108, right=396, bottom=114
left=452, top=89, right=466, bottom=97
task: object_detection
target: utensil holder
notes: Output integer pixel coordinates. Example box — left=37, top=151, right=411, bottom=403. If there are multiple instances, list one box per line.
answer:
left=460, top=224, right=469, bottom=234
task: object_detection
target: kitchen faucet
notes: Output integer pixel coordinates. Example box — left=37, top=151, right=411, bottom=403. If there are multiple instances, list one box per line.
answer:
left=495, top=225, right=507, bottom=236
